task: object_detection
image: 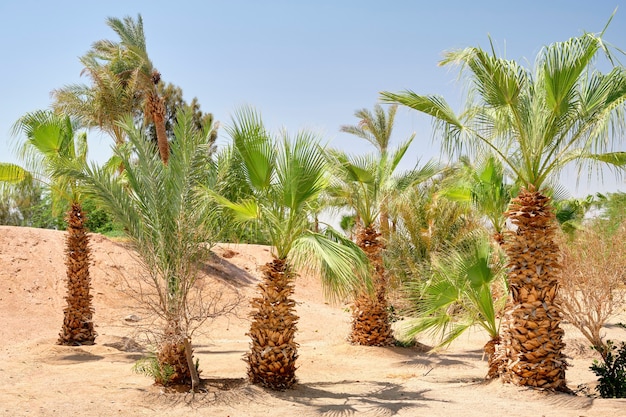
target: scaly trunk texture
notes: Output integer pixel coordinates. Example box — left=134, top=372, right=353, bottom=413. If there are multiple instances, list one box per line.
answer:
left=156, top=320, right=193, bottom=386
left=498, top=187, right=568, bottom=391
left=58, top=203, right=96, bottom=345
left=246, top=259, right=299, bottom=390
left=349, top=225, right=394, bottom=346
left=148, top=90, right=169, bottom=165
left=485, top=336, right=501, bottom=379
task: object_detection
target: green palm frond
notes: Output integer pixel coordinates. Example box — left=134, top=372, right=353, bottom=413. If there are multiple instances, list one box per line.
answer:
left=0, top=163, right=31, bottom=184
left=227, top=106, right=275, bottom=191
left=384, top=29, right=626, bottom=190
left=400, top=235, right=506, bottom=349
left=290, top=229, right=370, bottom=302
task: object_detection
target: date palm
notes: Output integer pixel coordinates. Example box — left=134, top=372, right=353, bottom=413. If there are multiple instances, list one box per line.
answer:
left=213, top=107, right=368, bottom=390
left=382, top=28, right=626, bottom=390
left=90, top=14, right=169, bottom=164
left=325, top=142, right=439, bottom=346
left=6, top=110, right=96, bottom=346
left=52, top=53, right=139, bottom=154
left=63, top=110, right=220, bottom=388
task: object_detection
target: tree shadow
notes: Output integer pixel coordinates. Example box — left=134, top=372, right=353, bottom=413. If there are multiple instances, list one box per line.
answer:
left=199, top=251, right=258, bottom=287
left=275, top=379, right=437, bottom=416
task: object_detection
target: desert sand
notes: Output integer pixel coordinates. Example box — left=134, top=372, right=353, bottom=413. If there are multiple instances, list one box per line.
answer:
left=1, top=225, right=626, bottom=417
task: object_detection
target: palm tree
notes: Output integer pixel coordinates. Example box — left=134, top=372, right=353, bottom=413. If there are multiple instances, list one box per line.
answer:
left=340, top=104, right=398, bottom=154
left=6, top=110, right=96, bottom=346
left=400, top=234, right=507, bottom=378
left=325, top=141, right=439, bottom=346
left=51, top=54, right=139, bottom=172
left=63, top=110, right=220, bottom=388
left=382, top=29, right=626, bottom=390
left=441, top=155, right=514, bottom=244
left=386, top=178, right=482, bottom=286
left=213, top=107, right=368, bottom=390
left=340, top=103, right=399, bottom=238
left=90, top=14, right=169, bottom=164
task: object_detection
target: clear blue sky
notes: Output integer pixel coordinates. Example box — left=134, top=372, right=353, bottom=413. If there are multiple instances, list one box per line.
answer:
left=1, top=0, right=625, bottom=197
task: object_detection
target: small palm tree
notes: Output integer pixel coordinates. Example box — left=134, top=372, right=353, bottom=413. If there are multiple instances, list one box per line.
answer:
left=213, top=107, right=368, bottom=390
left=401, top=235, right=507, bottom=378
left=63, top=110, right=220, bottom=388
left=325, top=141, right=440, bottom=346
left=5, top=110, right=96, bottom=346
left=441, top=155, right=514, bottom=244
left=383, top=27, right=626, bottom=390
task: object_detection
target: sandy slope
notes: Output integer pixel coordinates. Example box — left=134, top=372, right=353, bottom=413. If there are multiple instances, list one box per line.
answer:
left=1, top=225, right=626, bottom=417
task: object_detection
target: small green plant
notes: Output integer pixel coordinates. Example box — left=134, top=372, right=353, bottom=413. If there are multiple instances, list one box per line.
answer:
left=132, top=352, right=175, bottom=386
left=590, top=340, right=626, bottom=398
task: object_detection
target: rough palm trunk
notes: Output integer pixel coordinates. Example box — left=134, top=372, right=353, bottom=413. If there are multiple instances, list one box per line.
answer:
left=498, top=187, right=568, bottom=390
left=246, top=259, right=299, bottom=390
left=485, top=336, right=501, bottom=379
left=147, top=71, right=169, bottom=165
left=156, top=319, right=193, bottom=385
left=349, top=225, right=394, bottom=346
left=58, top=202, right=96, bottom=345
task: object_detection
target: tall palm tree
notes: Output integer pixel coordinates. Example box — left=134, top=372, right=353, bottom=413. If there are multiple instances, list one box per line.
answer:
left=7, top=110, right=96, bottom=346
left=51, top=53, right=139, bottom=153
left=212, top=107, right=368, bottom=390
left=382, top=29, right=626, bottom=390
left=340, top=104, right=398, bottom=154
left=325, top=142, right=439, bottom=346
left=63, top=110, right=220, bottom=388
left=90, top=14, right=170, bottom=164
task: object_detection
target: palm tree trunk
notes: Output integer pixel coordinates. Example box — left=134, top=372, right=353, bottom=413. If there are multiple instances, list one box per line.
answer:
left=156, top=319, right=193, bottom=385
left=349, top=225, right=394, bottom=346
left=498, top=187, right=568, bottom=391
left=148, top=91, right=169, bottom=165
left=58, top=202, right=96, bottom=345
left=246, top=258, right=299, bottom=390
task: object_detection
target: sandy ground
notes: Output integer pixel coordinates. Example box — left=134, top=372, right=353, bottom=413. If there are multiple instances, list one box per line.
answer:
left=1, top=225, right=626, bottom=417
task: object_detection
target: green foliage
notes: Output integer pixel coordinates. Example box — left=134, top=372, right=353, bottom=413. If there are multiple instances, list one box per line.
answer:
left=61, top=109, right=221, bottom=334
left=591, top=340, right=626, bottom=398
left=382, top=31, right=626, bottom=191
left=399, top=234, right=507, bottom=348
left=214, top=106, right=369, bottom=299
left=594, top=192, right=626, bottom=234
left=132, top=352, right=175, bottom=386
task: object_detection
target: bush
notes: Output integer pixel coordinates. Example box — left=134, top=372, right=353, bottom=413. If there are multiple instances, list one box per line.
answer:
left=591, top=340, right=626, bottom=398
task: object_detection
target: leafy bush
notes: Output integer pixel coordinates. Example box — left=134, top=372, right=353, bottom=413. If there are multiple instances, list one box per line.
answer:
left=590, top=340, right=626, bottom=398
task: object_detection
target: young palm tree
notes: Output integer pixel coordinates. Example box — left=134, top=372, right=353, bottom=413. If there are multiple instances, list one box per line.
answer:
left=64, top=110, right=220, bottom=387
left=7, top=110, right=96, bottom=346
left=382, top=29, right=626, bottom=390
left=90, top=14, right=170, bottom=164
left=401, top=235, right=507, bottom=378
left=441, top=155, right=514, bottom=244
left=325, top=142, right=439, bottom=346
left=213, top=107, right=368, bottom=390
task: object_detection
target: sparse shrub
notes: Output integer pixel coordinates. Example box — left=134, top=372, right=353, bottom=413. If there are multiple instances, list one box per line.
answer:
left=557, top=223, right=626, bottom=351
left=590, top=340, right=626, bottom=398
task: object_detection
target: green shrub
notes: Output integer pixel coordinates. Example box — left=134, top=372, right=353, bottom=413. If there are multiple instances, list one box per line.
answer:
left=591, top=340, right=626, bottom=398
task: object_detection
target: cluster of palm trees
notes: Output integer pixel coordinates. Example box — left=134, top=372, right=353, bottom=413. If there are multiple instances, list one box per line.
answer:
left=2, top=13, right=625, bottom=394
